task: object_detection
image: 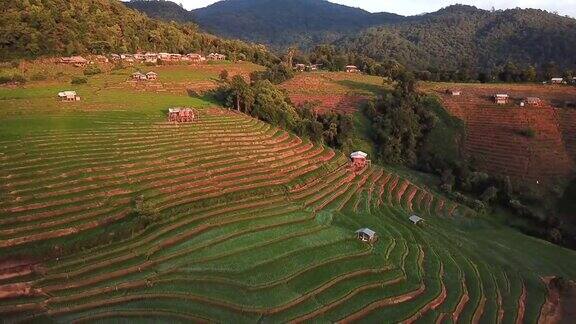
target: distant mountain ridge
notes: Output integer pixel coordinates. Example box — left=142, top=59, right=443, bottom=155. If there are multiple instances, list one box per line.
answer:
left=125, top=0, right=405, bottom=47
left=125, top=1, right=576, bottom=71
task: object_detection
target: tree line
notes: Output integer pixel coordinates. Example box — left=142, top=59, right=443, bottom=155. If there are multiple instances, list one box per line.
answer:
left=212, top=67, right=355, bottom=152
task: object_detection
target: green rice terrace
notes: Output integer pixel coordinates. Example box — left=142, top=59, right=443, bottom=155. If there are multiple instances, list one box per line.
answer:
left=1, top=64, right=576, bottom=323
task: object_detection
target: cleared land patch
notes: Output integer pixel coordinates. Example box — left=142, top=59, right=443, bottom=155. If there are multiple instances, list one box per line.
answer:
left=425, top=82, right=576, bottom=184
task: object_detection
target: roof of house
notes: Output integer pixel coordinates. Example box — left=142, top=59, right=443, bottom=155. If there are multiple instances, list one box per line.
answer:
left=169, top=107, right=194, bottom=113
left=346, top=65, right=358, bottom=68
left=146, top=71, right=157, bottom=75
left=58, top=91, right=77, bottom=97
left=350, top=151, right=368, bottom=159
left=495, top=94, right=509, bottom=97
left=552, top=77, right=564, bottom=81
left=356, top=228, right=376, bottom=238
left=525, top=97, right=541, bottom=101
left=409, top=215, right=424, bottom=223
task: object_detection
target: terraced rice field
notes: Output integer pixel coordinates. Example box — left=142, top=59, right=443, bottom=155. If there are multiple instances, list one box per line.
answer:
left=425, top=83, right=576, bottom=184
left=281, top=72, right=385, bottom=114
left=0, top=75, right=576, bottom=322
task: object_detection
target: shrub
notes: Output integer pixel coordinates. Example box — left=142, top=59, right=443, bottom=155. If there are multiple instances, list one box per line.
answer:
left=71, top=76, right=88, bottom=84
left=0, top=73, right=26, bottom=84
left=518, top=128, right=536, bottom=138
left=83, top=65, right=102, bottom=76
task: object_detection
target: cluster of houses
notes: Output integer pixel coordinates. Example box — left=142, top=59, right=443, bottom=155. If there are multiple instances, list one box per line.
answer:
left=110, top=52, right=225, bottom=64
left=58, top=52, right=226, bottom=67
left=446, top=89, right=547, bottom=108
left=293, top=63, right=320, bottom=72
left=292, top=64, right=359, bottom=73
left=132, top=71, right=158, bottom=81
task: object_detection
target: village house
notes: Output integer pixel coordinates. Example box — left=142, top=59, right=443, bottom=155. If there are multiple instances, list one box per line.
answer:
left=308, top=64, right=320, bottom=71
left=551, top=78, right=564, bottom=84
left=59, top=56, right=88, bottom=67
left=110, top=54, right=121, bottom=61
left=356, top=228, right=377, bottom=244
left=446, top=89, right=462, bottom=96
left=169, top=53, right=183, bottom=61
left=168, top=107, right=196, bottom=123
left=146, top=72, right=158, bottom=81
left=409, top=215, right=424, bottom=225
left=58, top=91, right=80, bottom=102
left=294, top=63, right=306, bottom=72
left=94, top=55, right=109, bottom=63
left=132, top=72, right=147, bottom=81
left=493, top=94, right=509, bottom=105
left=186, top=53, right=206, bottom=63
left=208, top=53, right=226, bottom=61
left=345, top=65, right=360, bottom=73
left=158, top=53, right=171, bottom=60
left=350, top=151, right=369, bottom=170
left=144, top=53, right=158, bottom=64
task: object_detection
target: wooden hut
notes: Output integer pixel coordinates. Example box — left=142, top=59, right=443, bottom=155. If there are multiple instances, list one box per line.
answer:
left=345, top=65, right=360, bottom=73
left=132, top=72, right=147, bottom=81
left=409, top=215, right=424, bottom=225
left=58, top=91, right=80, bottom=102
left=168, top=108, right=195, bottom=123
left=356, top=228, right=377, bottom=244
left=350, top=151, right=369, bottom=169
left=294, top=64, right=306, bottom=72
left=446, top=89, right=462, bottom=96
left=59, top=56, right=88, bottom=67
left=146, top=72, right=158, bottom=80
left=494, top=94, right=509, bottom=105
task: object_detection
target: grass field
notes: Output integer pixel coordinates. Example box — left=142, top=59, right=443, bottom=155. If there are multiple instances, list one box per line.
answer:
left=1, top=64, right=576, bottom=322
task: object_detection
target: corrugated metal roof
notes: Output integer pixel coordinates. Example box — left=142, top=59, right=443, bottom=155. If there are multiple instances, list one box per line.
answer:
left=409, top=215, right=424, bottom=224
left=356, top=228, right=376, bottom=238
left=350, top=151, right=368, bottom=159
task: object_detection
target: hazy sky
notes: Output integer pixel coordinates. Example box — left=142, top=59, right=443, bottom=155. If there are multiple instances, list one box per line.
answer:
left=176, top=0, right=576, bottom=17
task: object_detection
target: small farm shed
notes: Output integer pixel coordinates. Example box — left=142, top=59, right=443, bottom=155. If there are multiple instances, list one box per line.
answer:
left=346, top=65, right=360, bottom=73
left=58, top=91, right=80, bottom=102
left=446, top=89, right=461, bottom=96
left=356, top=228, right=377, bottom=243
left=551, top=78, right=564, bottom=84
left=59, top=56, right=88, bottom=67
left=294, top=64, right=306, bottom=72
left=187, top=53, right=205, bottom=63
left=208, top=53, right=226, bottom=60
left=350, top=151, right=369, bottom=168
left=132, top=72, right=147, bottom=81
left=168, top=108, right=195, bottom=123
left=494, top=94, right=509, bottom=105
left=409, top=215, right=424, bottom=225
left=146, top=72, right=158, bottom=80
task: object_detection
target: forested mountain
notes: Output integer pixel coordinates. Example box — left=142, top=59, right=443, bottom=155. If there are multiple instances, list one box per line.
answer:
left=0, top=0, right=277, bottom=64
left=126, top=1, right=576, bottom=73
left=125, top=0, right=404, bottom=48
left=337, top=5, right=576, bottom=71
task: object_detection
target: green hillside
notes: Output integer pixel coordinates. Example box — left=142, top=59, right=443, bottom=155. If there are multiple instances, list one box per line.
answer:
left=0, top=60, right=575, bottom=323
left=337, top=5, right=576, bottom=71
left=0, top=0, right=277, bottom=65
